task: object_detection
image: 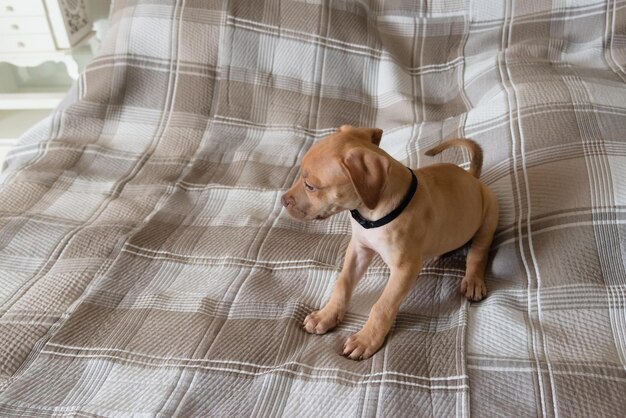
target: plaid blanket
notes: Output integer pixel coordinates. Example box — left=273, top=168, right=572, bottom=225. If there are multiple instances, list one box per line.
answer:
left=1, top=0, right=625, bottom=416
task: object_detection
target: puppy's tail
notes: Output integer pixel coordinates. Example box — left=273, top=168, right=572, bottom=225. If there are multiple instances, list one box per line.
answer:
left=425, top=139, right=483, bottom=178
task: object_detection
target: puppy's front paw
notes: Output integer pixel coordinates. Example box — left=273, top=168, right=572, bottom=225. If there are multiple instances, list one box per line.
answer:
left=342, top=330, right=384, bottom=360
left=460, top=275, right=487, bottom=302
left=303, top=308, right=342, bottom=335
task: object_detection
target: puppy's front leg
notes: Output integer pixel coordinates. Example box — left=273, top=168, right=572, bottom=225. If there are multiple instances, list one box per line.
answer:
left=304, top=239, right=374, bottom=334
left=343, top=259, right=422, bottom=360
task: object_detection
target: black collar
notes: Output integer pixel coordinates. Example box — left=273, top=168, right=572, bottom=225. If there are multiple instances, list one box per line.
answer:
left=350, top=167, right=418, bottom=229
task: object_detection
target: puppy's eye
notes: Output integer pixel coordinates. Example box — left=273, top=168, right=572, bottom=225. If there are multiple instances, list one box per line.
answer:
left=304, top=182, right=316, bottom=192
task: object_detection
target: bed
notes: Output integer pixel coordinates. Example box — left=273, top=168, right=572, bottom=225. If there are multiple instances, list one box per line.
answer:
left=0, top=0, right=625, bottom=416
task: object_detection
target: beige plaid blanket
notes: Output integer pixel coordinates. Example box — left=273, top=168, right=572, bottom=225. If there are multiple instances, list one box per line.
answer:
left=1, top=0, right=625, bottom=416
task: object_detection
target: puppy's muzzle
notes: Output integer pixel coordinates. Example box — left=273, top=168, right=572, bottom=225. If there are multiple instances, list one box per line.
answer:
left=281, top=193, right=307, bottom=219
left=281, top=194, right=295, bottom=208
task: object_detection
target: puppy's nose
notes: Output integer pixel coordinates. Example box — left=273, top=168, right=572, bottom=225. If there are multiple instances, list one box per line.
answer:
left=281, top=194, right=295, bottom=208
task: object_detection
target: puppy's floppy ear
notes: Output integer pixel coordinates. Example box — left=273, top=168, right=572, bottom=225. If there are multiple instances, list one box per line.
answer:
left=369, top=128, right=383, bottom=146
left=336, top=126, right=383, bottom=146
left=341, top=148, right=390, bottom=210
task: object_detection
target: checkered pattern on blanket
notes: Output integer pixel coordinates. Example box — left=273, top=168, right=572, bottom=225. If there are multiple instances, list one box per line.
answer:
left=0, top=0, right=625, bottom=416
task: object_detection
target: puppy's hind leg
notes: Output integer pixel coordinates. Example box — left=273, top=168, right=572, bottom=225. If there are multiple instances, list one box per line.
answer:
left=460, top=185, right=499, bottom=301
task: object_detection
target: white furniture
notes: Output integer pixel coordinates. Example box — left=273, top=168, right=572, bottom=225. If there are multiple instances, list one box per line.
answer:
left=0, top=0, right=96, bottom=165
left=0, top=0, right=97, bottom=112
left=0, top=0, right=94, bottom=80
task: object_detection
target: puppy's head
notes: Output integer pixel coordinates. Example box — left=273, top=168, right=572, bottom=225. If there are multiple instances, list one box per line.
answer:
left=281, top=125, right=389, bottom=221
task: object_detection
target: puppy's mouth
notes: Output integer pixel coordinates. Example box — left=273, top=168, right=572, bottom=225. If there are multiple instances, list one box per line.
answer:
left=284, top=205, right=307, bottom=220
left=284, top=202, right=342, bottom=222
left=313, top=206, right=341, bottom=221
left=286, top=208, right=334, bottom=222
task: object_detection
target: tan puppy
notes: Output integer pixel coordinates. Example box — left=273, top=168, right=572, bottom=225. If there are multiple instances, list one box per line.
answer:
left=281, top=125, right=499, bottom=360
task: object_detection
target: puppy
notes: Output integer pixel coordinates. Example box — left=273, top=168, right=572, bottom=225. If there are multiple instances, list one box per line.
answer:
left=281, top=125, right=499, bottom=360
